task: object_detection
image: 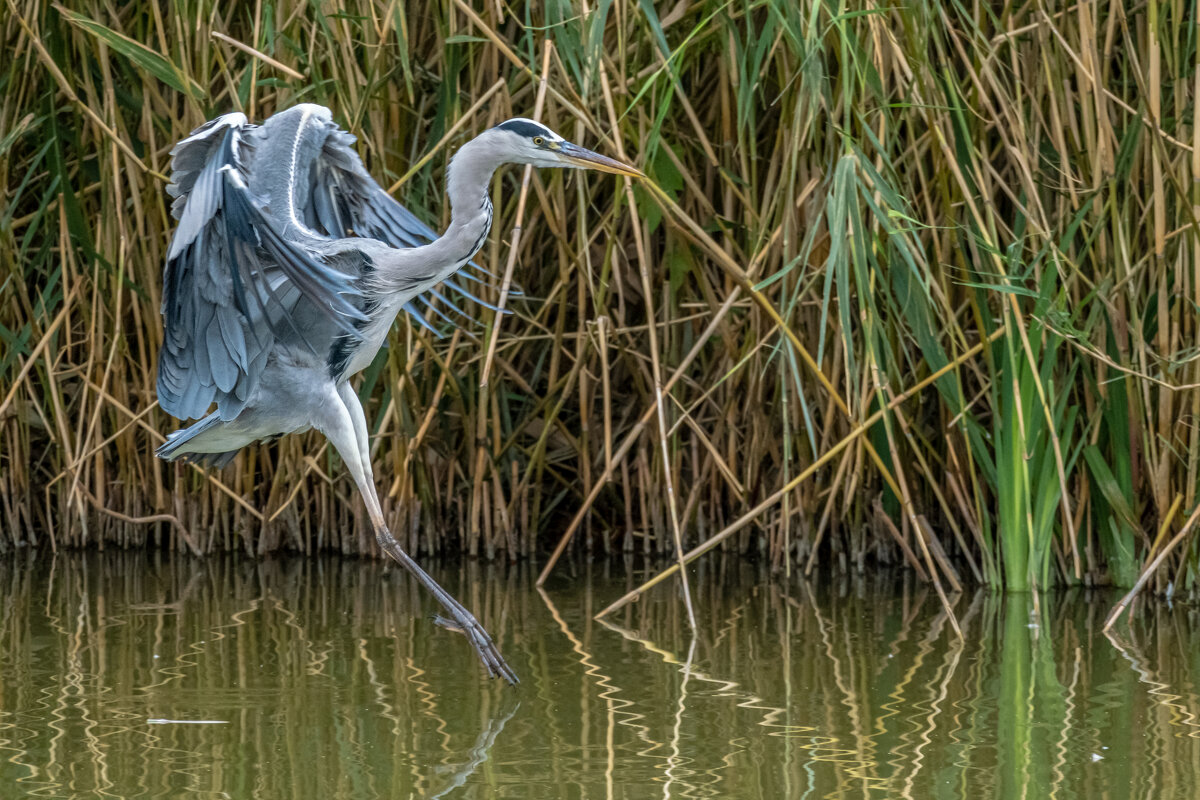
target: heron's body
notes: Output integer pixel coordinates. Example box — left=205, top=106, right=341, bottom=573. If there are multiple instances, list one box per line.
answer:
left=158, top=104, right=497, bottom=465
left=155, top=103, right=639, bottom=683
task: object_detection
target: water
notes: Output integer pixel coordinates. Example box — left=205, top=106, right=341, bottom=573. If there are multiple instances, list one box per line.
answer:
left=1, top=550, right=1198, bottom=798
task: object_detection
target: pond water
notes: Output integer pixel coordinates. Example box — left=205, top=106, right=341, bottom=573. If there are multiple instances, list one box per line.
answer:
left=0, top=550, right=1197, bottom=798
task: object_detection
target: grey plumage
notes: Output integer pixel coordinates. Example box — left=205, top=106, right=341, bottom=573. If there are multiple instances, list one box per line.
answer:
left=156, top=103, right=642, bottom=683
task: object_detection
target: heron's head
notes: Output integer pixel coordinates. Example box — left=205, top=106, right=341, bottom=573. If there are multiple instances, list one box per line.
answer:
left=489, top=118, right=643, bottom=177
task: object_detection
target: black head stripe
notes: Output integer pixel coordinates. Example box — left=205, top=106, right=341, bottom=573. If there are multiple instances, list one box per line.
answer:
left=496, top=119, right=552, bottom=140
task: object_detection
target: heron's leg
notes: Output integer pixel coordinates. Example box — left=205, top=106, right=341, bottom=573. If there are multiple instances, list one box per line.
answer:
left=337, top=382, right=372, bottom=471
left=329, top=383, right=518, bottom=684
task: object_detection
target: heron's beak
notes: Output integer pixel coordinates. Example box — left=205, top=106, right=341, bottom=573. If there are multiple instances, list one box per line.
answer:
left=558, top=141, right=644, bottom=178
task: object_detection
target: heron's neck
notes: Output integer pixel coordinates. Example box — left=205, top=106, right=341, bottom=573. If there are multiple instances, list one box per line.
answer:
left=370, top=137, right=500, bottom=302
left=430, top=138, right=499, bottom=276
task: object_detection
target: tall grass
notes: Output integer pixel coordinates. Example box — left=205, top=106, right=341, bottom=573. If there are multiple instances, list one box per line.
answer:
left=2, top=1, right=1198, bottom=593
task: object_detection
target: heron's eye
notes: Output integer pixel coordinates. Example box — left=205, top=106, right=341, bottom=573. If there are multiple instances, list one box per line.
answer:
left=533, top=136, right=545, bottom=146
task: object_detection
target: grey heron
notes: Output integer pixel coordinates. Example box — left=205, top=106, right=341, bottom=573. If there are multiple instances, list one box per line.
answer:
left=155, top=104, right=641, bottom=684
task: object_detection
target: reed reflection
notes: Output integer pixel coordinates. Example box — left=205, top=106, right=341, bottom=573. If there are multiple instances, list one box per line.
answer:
left=0, top=551, right=522, bottom=798
left=1, top=553, right=1200, bottom=798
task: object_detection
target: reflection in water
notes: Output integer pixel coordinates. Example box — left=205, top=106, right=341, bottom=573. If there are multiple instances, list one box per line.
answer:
left=1, top=552, right=1199, bottom=797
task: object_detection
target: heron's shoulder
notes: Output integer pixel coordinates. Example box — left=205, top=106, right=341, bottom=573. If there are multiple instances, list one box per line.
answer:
left=172, top=112, right=249, bottom=153
left=253, top=104, right=341, bottom=149
left=262, top=103, right=334, bottom=125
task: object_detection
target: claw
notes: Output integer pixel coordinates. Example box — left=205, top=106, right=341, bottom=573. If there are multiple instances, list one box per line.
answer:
left=374, top=525, right=518, bottom=684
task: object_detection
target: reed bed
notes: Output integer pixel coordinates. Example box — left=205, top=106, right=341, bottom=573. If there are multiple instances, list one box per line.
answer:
left=1, top=0, right=1199, bottom=593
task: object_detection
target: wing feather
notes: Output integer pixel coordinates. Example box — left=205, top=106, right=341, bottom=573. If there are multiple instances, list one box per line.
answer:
left=157, top=113, right=366, bottom=421
left=306, top=126, right=433, bottom=247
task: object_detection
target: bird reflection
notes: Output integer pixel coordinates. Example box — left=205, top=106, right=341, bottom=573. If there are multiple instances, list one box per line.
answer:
left=430, top=700, right=519, bottom=799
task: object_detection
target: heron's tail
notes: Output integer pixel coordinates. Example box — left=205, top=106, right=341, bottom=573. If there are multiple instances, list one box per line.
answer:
left=157, top=414, right=240, bottom=469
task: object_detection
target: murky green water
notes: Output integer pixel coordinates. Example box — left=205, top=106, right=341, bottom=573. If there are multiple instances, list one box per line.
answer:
left=1, top=551, right=1198, bottom=798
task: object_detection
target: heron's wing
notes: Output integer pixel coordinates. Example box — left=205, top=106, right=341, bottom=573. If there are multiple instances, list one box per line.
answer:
left=306, top=124, right=438, bottom=249
left=304, top=123, right=511, bottom=334
left=158, top=113, right=365, bottom=421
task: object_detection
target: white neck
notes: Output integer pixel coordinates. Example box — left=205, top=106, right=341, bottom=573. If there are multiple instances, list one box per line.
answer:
left=368, top=134, right=500, bottom=303
left=432, top=135, right=500, bottom=275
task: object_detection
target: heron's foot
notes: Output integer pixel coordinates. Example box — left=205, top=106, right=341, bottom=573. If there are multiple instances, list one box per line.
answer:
left=372, top=526, right=518, bottom=684
left=433, top=610, right=519, bottom=685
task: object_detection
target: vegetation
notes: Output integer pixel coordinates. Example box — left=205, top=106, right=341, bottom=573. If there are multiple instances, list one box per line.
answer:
left=2, top=0, right=1199, bottom=597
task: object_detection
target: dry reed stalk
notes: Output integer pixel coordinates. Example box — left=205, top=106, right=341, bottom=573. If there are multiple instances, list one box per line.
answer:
left=2, top=0, right=1199, bottom=602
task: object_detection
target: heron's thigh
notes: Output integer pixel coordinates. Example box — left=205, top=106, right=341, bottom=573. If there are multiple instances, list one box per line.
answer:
left=336, top=382, right=371, bottom=469
left=315, top=383, right=387, bottom=530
